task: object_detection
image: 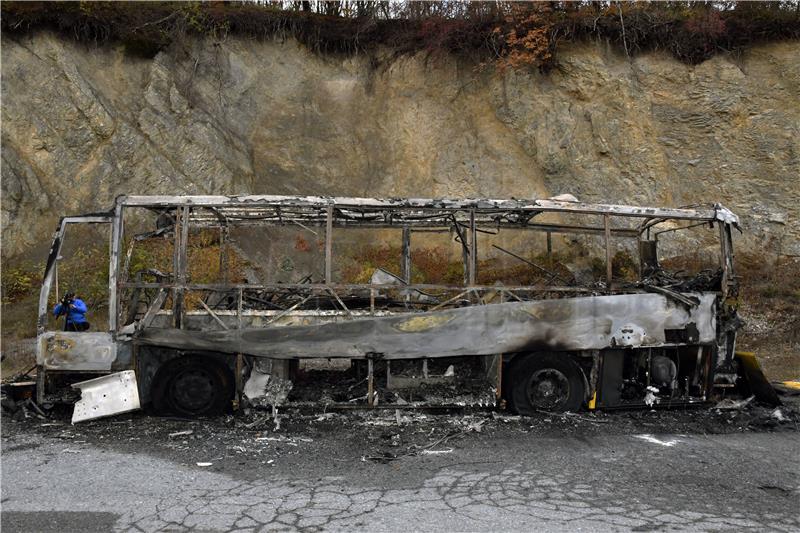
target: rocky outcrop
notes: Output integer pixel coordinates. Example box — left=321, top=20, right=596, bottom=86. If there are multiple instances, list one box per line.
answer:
left=2, top=33, right=798, bottom=258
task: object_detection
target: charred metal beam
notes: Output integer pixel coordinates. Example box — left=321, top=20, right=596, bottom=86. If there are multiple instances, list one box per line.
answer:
left=327, top=288, right=354, bottom=319
left=172, top=206, right=190, bottom=329
left=401, top=227, right=411, bottom=284
left=136, top=288, right=168, bottom=331
left=264, top=295, right=314, bottom=325
left=491, top=244, right=568, bottom=285
left=198, top=299, right=230, bottom=330
left=184, top=214, right=641, bottom=236
left=640, top=284, right=700, bottom=308
left=469, top=210, right=477, bottom=286
left=120, top=281, right=597, bottom=293
left=324, top=205, right=333, bottom=283
left=118, top=195, right=723, bottom=221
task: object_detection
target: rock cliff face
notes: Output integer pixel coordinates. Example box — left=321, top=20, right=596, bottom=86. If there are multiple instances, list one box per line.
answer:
left=2, top=33, right=798, bottom=259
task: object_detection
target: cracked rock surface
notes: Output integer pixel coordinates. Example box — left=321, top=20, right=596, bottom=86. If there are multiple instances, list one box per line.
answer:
left=2, top=33, right=799, bottom=259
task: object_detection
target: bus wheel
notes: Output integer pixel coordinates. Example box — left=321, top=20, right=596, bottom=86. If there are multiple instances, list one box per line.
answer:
left=509, top=353, right=585, bottom=414
left=152, top=356, right=234, bottom=417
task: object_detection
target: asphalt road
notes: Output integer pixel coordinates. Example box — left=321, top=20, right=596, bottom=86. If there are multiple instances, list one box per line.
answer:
left=2, top=411, right=799, bottom=532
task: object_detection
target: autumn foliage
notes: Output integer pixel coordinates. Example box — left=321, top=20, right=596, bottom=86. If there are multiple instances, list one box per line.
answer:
left=2, top=2, right=798, bottom=69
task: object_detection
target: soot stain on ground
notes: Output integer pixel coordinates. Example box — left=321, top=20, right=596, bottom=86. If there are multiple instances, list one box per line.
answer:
left=2, top=397, right=797, bottom=483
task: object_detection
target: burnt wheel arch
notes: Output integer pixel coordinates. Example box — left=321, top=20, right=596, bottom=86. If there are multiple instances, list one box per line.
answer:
left=506, top=352, right=586, bottom=414
left=151, top=355, right=234, bottom=416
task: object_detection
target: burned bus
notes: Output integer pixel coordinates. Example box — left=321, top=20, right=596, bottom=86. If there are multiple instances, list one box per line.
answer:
left=35, top=195, right=742, bottom=421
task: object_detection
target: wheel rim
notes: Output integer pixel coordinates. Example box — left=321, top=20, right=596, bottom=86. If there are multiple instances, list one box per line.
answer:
left=526, top=368, right=570, bottom=411
left=169, top=366, right=217, bottom=414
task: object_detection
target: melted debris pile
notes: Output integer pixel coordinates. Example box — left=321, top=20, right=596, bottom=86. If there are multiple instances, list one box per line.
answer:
left=387, top=382, right=497, bottom=407
left=288, top=369, right=367, bottom=404
left=286, top=362, right=496, bottom=408
left=642, top=267, right=724, bottom=292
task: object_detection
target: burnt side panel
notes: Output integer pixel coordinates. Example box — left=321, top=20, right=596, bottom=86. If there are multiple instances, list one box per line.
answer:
left=598, top=349, right=625, bottom=408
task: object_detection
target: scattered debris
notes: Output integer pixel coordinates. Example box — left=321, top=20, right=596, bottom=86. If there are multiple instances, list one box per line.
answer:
left=771, top=408, right=787, bottom=422
left=535, top=410, right=610, bottom=423
left=365, top=427, right=470, bottom=463
left=1, top=394, right=48, bottom=421
left=1, top=380, right=36, bottom=401
left=644, top=386, right=659, bottom=407
left=244, top=362, right=294, bottom=409
left=254, top=435, right=313, bottom=445
left=272, top=406, right=282, bottom=431
left=242, top=416, right=269, bottom=429
left=466, top=419, right=485, bottom=432
left=2, top=394, right=797, bottom=475
left=634, top=434, right=681, bottom=447
left=715, top=396, right=755, bottom=410
left=492, top=413, right=521, bottom=422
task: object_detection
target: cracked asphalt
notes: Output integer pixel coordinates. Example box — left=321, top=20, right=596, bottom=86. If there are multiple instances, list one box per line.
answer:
left=2, top=408, right=799, bottom=532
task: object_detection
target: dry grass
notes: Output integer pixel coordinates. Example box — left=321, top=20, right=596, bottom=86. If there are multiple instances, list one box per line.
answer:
left=734, top=253, right=800, bottom=381
left=0, top=230, right=249, bottom=343
left=338, top=244, right=636, bottom=287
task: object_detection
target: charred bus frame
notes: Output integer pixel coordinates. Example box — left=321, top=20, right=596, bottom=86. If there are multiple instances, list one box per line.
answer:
left=36, top=195, right=741, bottom=418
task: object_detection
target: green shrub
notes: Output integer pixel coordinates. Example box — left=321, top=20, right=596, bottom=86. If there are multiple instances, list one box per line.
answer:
left=1, top=262, right=39, bottom=303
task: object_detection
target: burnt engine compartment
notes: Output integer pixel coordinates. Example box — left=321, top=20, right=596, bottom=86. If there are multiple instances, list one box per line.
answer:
left=596, top=347, right=711, bottom=409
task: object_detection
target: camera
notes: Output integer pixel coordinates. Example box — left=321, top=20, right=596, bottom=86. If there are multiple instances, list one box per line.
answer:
left=59, top=292, right=75, bottom=314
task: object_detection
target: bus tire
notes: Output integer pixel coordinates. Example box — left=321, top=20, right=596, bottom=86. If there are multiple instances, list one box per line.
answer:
left=509, top=352, right=585, bottom=414
left=151, top=355, right=234, bottom=417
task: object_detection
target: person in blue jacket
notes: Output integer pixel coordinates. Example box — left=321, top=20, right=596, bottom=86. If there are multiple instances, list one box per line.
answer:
left=53, top=292, right=90, bottom=331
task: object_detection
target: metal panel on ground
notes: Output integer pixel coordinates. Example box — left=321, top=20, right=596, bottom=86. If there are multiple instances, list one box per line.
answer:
left=71, top=370, right=141, bottom=423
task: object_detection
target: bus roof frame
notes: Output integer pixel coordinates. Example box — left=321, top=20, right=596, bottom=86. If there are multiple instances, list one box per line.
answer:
left=117, top=195, right=739, bottom=227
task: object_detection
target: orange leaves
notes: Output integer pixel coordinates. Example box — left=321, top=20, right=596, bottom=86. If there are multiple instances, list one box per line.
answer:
left=294, top=235, right=312, bottom=252
left=493, top=5, right=556, bottom=72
